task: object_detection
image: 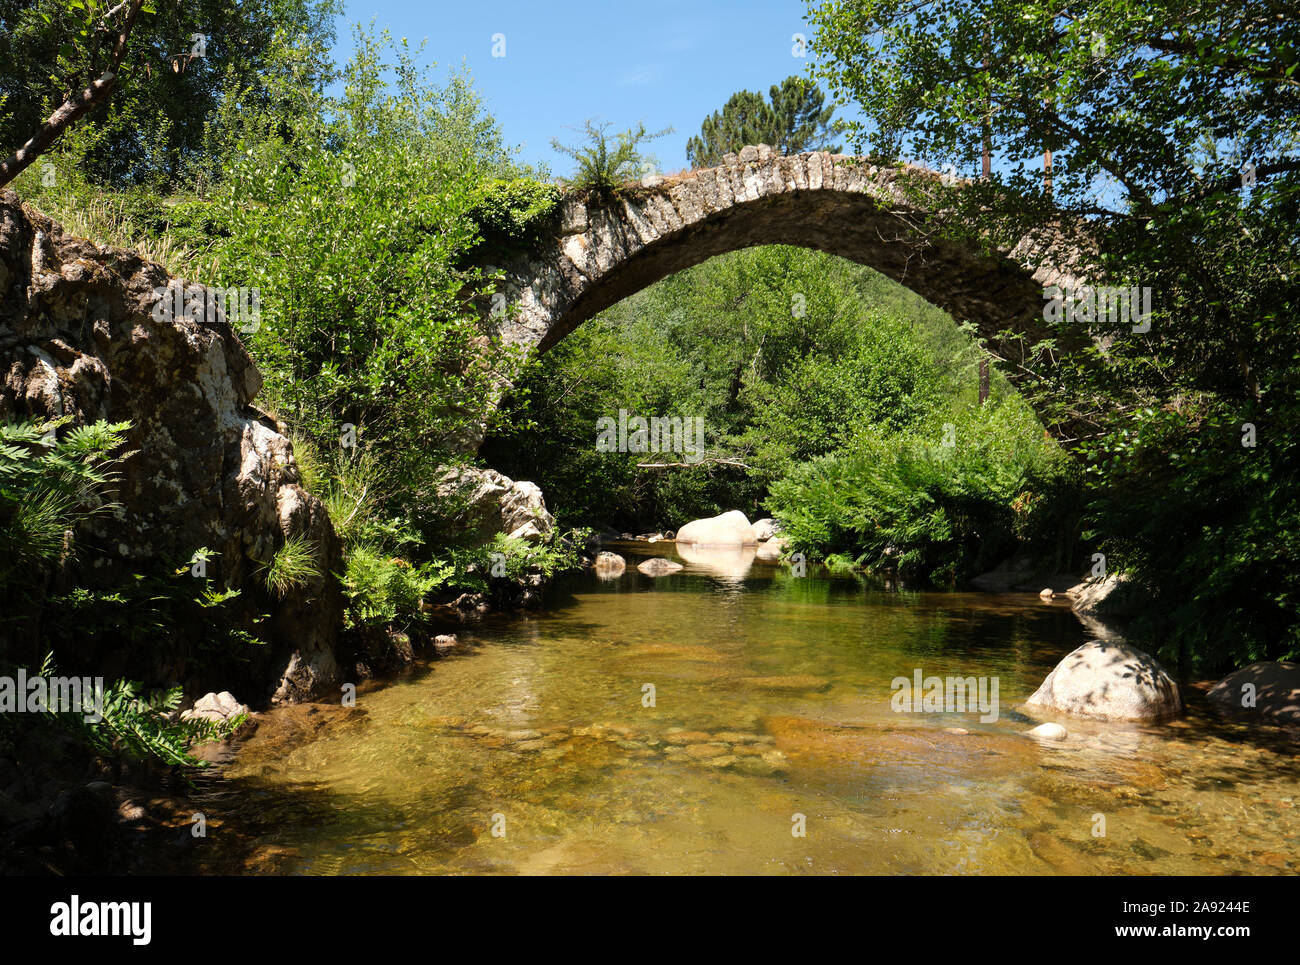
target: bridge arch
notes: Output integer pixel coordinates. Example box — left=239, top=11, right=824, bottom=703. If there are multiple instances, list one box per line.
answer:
left=488, top=145, right=1083, bottom=433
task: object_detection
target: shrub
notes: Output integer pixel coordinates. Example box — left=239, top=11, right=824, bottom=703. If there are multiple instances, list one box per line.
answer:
left=0, top=653, right=244, bottom=771
left=768, top=405, right=1074, bottom=585
left=340, top=545, right=436, bottom=632
left=468, top=178, right=562, bottom=251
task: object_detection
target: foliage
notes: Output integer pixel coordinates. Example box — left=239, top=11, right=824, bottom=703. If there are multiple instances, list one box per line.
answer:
left=805, top=0, right=1300, bottom=672
left=291, top=435, right=431, bottom=631
left=551, top=119, right=672, bottom=196
left=261, top=536, right=321, bottom=598
left=468, top=177, right=562, bottom=252
left=0, top=414, right=265, bottom=689
left=0, top=417, right=131, bottom=602
left=483, top=243, right=1045, bottom=536
left=768, top=404, right=1074, bottom=585
left=41, top=549, right=267, bottom=660
left=738, top=318, right=943, bottom=481
left=1, top=653, right=241, bottom=769
left=339, top=544, right=436, bottom=632
left=198, top=30, right=529, bottom=496
left=1079, top=395, right=1300, bottom=673
left=0, top=0, right=342, bottom=189
left=685, top=75, right=841, bottom=167
left=338, top=525, right=589, bottom=631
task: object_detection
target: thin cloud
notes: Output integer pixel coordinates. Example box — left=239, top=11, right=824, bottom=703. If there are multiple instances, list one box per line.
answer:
left=618, top=64, right=665, bottom=87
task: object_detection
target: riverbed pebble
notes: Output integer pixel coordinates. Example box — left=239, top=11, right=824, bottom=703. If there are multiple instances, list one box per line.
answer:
left=685, top=743, right=729, bottom=759
left=665, top=730, right=712, bottom=745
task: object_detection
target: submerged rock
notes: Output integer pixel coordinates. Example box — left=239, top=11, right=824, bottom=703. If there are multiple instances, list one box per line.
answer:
left=740, top=674, right=831, bottom=692
left=1025, top=640, right=1182, bottom=722
left=1026, top=722, right=1068, bottom=740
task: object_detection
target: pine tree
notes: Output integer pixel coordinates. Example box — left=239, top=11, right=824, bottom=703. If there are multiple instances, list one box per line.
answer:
left=685, top=76, right=840, bottom=168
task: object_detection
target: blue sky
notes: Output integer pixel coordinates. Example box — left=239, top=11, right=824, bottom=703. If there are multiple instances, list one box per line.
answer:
left=336, top=0, right=846, bottom=175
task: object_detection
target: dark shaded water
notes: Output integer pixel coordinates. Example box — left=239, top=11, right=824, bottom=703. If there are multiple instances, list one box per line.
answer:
left=181, top=542, right=1299, bottom=874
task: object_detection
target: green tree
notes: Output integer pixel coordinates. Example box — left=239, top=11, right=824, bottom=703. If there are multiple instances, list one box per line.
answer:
left=207, top=29, right=518, bottom=500
left=805, top=0, right=1300, bottom=672
left=685, top=75, right=840, bottom=167
left=0, top=0, right=341, bottom=189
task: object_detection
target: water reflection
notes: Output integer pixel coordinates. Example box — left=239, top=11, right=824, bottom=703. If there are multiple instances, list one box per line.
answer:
left=675, top=540, right=757, bottom=582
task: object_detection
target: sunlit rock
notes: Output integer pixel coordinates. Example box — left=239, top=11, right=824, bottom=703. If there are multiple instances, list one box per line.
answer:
left=0, top=194, right=341, bottom=704
left=636, top=557, right=683, bottom=577
left=436, top=466, right=555, bottom=544
left=181, top=691, right=249, bottom=725
left=676, top=510, right=758, bottom=547
left=1025, top=640, right=1182, bottom=722
left=594, top=551, right=626, bottom=578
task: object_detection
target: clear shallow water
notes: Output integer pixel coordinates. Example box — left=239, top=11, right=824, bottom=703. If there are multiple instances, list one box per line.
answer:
left=187, top=543, right=1300, bottom=875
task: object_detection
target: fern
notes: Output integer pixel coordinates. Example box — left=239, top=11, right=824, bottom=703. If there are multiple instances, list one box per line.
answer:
left=0, top=417, right=132, bottom=586
left=7, top=654, right=244, bottom=769
left=551, top=120, right=672, bottom=197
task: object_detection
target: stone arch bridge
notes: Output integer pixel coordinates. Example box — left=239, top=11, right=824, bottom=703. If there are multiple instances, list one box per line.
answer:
left=485, top=144, right=1086, bottom=435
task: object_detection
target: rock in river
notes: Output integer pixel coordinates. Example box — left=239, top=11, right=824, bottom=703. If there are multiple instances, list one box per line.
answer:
left=1207, top=661, right=1300, bottom=726
left=637, top=557, right=684, bottom=577
left=181, top=691, right=249, bottom=725
left=594, top=551, right=626, bottom=577
left=675, top=510, right=758, bottom=548
left=1025, top=640, right=1182, bottom=722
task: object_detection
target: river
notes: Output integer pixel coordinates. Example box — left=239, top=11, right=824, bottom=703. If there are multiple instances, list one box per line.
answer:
left=181, top=541, right=1299, bottom=875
